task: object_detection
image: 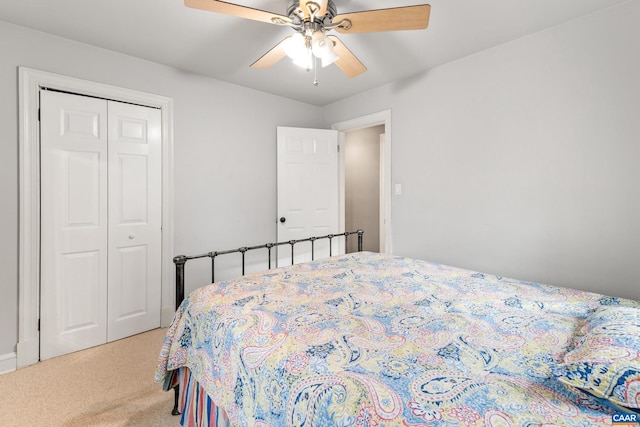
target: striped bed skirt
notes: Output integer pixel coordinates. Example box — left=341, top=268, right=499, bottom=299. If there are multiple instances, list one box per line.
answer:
left=166, top=367, right=230, bottom=427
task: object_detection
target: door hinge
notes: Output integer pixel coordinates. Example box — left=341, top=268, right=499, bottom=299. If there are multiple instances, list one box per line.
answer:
left=38, top=108, right=41, bottom=122
left=337, top=145, right=340, bottom=153
left=38, top=319, right=40, bottom=331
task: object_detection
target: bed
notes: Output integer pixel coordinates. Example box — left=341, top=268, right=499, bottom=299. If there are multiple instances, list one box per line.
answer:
left=156, top=247, right=640, bottom=426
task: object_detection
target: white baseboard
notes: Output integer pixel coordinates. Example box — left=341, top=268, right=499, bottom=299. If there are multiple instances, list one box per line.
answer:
left=17, top=336, right=39, bottom=369
left=0, top=352, right=17, bottom=375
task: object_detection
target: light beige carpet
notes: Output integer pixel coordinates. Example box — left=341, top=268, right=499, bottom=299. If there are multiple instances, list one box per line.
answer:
left=0, top=328, right=181, bottom=427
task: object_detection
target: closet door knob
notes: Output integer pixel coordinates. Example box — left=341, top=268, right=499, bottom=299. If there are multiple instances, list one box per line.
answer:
left=279, top=217, right=286, bottom=223
left=128, top=234, right=135, bottom=239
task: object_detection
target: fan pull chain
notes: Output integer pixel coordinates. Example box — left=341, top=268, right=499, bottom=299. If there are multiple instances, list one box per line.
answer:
left=313, top=55, right=318, bottom=86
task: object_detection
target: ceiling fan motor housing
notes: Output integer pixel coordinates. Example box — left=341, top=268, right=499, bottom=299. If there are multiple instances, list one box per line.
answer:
left=286, top=0, right=337, bottom=25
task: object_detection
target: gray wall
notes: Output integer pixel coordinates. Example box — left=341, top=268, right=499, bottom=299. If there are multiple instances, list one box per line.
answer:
left=0, top=21, right=323, bottom=356
left=323, top=1, right=640, bottom=301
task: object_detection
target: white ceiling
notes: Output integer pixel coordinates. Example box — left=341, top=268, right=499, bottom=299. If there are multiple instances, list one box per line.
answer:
left=0, top=0, right=629, bottom=106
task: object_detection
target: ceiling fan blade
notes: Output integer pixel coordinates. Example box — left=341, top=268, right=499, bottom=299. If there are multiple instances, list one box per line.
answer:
left=250, top=38, right=289, bottom=69
left=185, top=0, right=292, bottom=25
left=333, top=4, right=430, bottom=34
left=327, top=36, right=367, bottom=78
left=317, top=0, right=328, bottom=17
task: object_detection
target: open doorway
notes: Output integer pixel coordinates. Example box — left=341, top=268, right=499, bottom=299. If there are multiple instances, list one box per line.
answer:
left=344, top=126, right=384, bottom=253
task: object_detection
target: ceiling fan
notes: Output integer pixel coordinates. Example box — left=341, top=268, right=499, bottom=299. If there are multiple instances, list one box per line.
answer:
left=185, top=0, right=431, bottom=79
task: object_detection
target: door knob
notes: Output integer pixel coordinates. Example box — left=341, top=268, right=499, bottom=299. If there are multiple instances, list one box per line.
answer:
left=128, top=234, right=135, bottom=239
left=279, top=217, right=286, bottom=223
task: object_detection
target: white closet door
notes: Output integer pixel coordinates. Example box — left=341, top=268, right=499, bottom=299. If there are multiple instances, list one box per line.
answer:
left=40, top=91, right=109, bottom=360
left=107, top=101, right=162, bottom=341
left=41, top=92, right=162, bottom=359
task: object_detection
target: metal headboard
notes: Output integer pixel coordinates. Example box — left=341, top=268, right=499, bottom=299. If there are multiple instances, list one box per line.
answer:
left=172, top=229, right=364, bottom=310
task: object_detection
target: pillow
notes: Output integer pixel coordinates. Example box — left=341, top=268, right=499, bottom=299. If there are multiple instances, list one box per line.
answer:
left=554, top=305, right=640, bottom=411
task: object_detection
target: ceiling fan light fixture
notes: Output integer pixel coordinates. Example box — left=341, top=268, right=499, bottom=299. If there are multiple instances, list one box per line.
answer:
left=283, top=33, right=313, bottom=70
left=282, top=32, right=306, bottom=59
left=311, top=31, right=339, bottom=67
left=320, top=51, right=339, bottom=68
left=292, top=49, right=313, bottom=70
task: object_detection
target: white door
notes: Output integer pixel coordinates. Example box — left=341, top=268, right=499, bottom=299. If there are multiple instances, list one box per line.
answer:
left=40, top=91, right=162, bottom=359
left=107, top=101, right=162, bottom=342
left=40, top=91, right=109, bottom=360
left=276, top=126, right=340, bottom=266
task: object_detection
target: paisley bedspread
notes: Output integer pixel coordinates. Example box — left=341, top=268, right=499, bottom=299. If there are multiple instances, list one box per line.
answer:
left=156, top=252, right=640, bottom=426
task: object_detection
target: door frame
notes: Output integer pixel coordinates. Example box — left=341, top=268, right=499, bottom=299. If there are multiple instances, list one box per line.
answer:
left=17, top=67, right=175, bottom=368
left=332, top=110, right=392, bottom=254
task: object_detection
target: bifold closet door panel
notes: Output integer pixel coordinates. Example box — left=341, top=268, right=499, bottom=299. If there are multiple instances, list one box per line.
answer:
left=107, top=101, right=162, bottom=342
left=40, top=91, right=109, bottom=360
